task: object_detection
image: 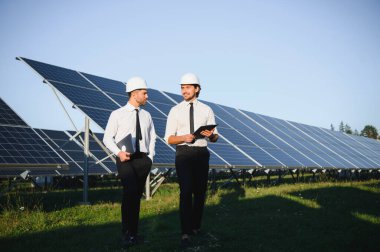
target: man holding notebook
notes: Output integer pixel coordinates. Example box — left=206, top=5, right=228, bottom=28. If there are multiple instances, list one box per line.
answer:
left=103, top=76, right=156, bottom=248
left=164, top=73, right=219, bottom=248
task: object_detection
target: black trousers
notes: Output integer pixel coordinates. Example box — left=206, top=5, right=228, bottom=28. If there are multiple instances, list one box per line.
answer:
left=175, top=145, right=210, bottom=235
left=117, top=153, right=152, bottom=236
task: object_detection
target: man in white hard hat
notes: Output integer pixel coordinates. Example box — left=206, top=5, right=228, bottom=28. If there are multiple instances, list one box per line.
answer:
left=164, top=73, right=219, bottom=248
left=103, top=76, right=156, bottom=248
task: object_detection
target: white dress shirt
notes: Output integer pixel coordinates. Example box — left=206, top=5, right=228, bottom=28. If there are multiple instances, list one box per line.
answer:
left=103, top=102, right=156, bottom=161
left=164, top=99, right=218, bottom=147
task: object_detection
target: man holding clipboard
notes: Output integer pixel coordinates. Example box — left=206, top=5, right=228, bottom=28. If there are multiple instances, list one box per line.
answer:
left=164, top=73, right=219, bottom=248
left=103, top=77, right=156, bottom=248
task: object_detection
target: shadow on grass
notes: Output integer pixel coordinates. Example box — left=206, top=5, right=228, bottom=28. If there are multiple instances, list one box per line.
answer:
left=1, top=184, right=380, bottom=252
left=0, top=187, right=123, bottom=213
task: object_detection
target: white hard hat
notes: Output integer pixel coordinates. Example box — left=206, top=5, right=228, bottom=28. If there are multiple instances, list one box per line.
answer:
left=180, top=73, right=200, bottom=85
left=126, top=76, right=148, bottom=92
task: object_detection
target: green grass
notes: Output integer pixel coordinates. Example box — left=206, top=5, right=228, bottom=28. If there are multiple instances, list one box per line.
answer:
left=1, top=180, right=380, bottom=251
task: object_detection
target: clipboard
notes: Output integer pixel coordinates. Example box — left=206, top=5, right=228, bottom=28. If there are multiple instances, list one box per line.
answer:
left=116, top=134, right=135, bottom=153
left=193, top=124, right=218, bottom=139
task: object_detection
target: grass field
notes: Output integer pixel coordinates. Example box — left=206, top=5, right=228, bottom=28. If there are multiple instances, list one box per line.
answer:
left=1, top=179, right=380, bottom=251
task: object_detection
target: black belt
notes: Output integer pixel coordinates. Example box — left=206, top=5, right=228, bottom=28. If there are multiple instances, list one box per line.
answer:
left=130, top=152, right=148, bottom=159
left=176, top=145, right=208, bottom=152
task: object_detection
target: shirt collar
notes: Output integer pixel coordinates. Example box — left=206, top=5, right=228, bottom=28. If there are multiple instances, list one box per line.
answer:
left=125, top=102, right=140, bottom=111
left=184, top=98, right=198, bottom=106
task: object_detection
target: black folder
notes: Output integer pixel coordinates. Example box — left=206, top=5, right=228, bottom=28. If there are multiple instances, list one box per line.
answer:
left=116, top=134, right=135, bottom=153
left=193, top=124, right=218, bottom=139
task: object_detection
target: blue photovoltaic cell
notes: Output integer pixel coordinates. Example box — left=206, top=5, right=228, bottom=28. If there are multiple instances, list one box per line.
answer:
left=0, top=126, right=66, bottom=166
left=49, top=81, right=119, bottom=111
left=143, top=103, right=167, bottom=120
left=148, top=89, right=176, bottom=104
left=263, top=117, right=352, bottom=168
left=21, top=58, right=94, bottom=89
left=0, top=99, right=68, bottom=177
left=358, top=136, right=380, bottom=152
left=152, top=118, right=167, bottom=138
left=350, top=133, right=380, bottom=153
left=68, top=131, right=116, bottom=173
left=347, top=134, right=380, bottom=165
left=218, top=127, right=255, bottom=146
left=262, top=148, right=302, bottom=167
left=238, top=145, right=283, bottom=167
left=152, top=139, right=175, bottom=164
left=242, top=129, right=279, bottom=149
left=149, top=101, right=173, bottom=116
left=284, top=121, right=353, bottom=168
left=296, top=121, right=380, bottom=169
left=81, top=72, right=126, bottom=95
left=244, top=111, right=329, bottom=167
left=163, top=91, right=183, bottom=103
left=0, top=98, right=27, bottom=126
left=207, top=103, right=292, bottom=167
left=259, top=115, right=342, bottom=168
left=291, top=122, right=371, bottom=168
left=208, top=143, right=256, bottom=166
left=312, top=126, right=379, bottom=168
left=212, top=104, right=304, bottom=167
left=328, top=130, right=379, bottom=168
left=41, top=129, right=111, bottom=175
left=238, top=110, right=317, bottom=167
left=80, top=107, right=113, bottom=130
left=107, top=94, right=127, bottom=106
left=216, top=104, right=255, bottom=131
left=36, top=129, right=83, bottom=175
left=197, top=101, right=233, bottom=129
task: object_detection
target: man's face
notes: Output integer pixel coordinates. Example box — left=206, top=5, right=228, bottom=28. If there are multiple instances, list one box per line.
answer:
left=181, top=84, right=198, bottom=101
left=132, top=89, right=148, bottom=105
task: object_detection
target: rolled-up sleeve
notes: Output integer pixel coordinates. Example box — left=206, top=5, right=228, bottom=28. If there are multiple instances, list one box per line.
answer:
left=164, top=108, right=177, bottom=144
left=103, top=111, right=120, bottom=156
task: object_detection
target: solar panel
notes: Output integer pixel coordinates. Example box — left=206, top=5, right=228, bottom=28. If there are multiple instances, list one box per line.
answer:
left=0, top=98, right=27, bottom=127
left=81, top=72, right=125, bottom=95
left=20, top=58, right=232, bottom=167
left=66, top=130, right=114, bottom=174
left=36, top=129, right=112, bottom=176
left=0, top=98, right=69, bottom=177
left=214, top=105, right=304, bottom=167
left=315, top=126, right=380, bottom=168
left=291, top=122, right=375, bottom=168
left=347, top=134, right=380, bottom=165
left=18, top=57, right=380, bottom=170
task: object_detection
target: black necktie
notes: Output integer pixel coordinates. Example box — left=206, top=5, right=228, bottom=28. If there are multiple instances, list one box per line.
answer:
left=189, top=102, right=194, bottom=134
left=135, top=109, right=142, bottom=153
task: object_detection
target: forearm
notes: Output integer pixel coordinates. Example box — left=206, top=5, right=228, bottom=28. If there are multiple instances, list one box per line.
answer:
left=168, top=135, right=186, bottom=145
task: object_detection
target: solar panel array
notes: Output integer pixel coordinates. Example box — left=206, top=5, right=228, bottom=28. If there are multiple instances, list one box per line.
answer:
left=18, top=57, right=380, bottom=171
left=36, top=129, right=114, bottom=176
left=0, top=98, right=69, bottom=177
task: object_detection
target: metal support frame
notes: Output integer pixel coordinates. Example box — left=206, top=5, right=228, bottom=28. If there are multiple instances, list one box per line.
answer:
left=79, top=117, right=91, bottom=205
left=0, top=172, right=41, bottom=197
left=145, top=174, right=151, bottom=200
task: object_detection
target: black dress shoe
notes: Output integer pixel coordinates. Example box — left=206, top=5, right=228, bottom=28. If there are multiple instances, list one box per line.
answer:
left=191, top=229, right=201, bottom=236
left=180, top=236, right=191, bottom=249
left=122, top=235, right=138, bottom=248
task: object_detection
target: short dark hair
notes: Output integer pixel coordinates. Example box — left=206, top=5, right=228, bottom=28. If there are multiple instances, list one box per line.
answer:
left=193, top=84, right=201, bottom=97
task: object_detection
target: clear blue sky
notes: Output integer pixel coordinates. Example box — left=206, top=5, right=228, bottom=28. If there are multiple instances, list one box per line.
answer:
left=1, top=0, right=379, bottom=133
